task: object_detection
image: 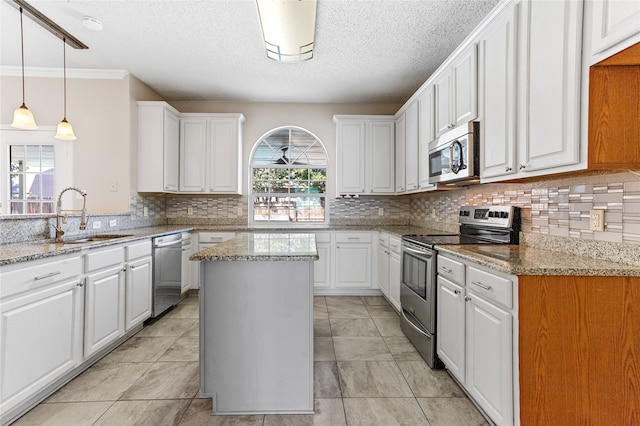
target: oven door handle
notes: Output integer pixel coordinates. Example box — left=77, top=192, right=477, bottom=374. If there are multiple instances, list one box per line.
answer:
left=401, top=310, right=431, bottom=338
left=403, top=245, right=433, bottom=259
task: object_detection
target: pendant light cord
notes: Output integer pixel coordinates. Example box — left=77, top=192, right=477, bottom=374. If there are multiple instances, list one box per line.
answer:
left=63, top=37, right=67, bottom=119
left=19, top=7, right=25, bottom=105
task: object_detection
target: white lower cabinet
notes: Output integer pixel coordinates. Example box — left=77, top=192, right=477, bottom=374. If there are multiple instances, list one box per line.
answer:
left=313, top=232, right=332, bottom=289
left=181, top=233, right=193, bottom=294
left=125, top=240, right=153, bottom=331
left=0, top=254, right=84, bottom=417
left=437, top=254, right=516, bottom=426
left=387, top=236, right=401, bottom=312
left=377, top=234, right=390, bottom=297
left=193, top=232, right=236, bottom=289
left=334, top=232, right=373, bottom=289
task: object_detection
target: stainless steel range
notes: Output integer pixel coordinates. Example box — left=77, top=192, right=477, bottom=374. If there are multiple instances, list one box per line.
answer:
left=400, top=205, right=521, bottom=368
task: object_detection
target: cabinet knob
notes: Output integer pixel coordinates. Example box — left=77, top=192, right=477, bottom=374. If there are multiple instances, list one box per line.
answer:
left=519, top=164, right=526, bottom=170
left=505, top=167, right=512, bottom=172
left=464, top=296, right=471, bottom=302
left=447, top=123, right=455, bottom=129
left=454, top=289, right=460, bottom=295
left=77, top=281, right=84, bottom=287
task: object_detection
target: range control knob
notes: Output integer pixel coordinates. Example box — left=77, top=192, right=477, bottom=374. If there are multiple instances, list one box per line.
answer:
left=501, top=211, right=509, bottom=219
left=488, top=211, right=495, bottom=218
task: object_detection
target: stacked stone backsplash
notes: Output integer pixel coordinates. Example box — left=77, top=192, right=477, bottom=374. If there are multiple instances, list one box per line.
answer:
left=165, top=196, right=248, bottom=226
left=330, top=196, right=411, bottom=226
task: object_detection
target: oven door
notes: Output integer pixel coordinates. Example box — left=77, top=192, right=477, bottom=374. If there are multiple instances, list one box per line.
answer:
left=400, top=244, right=436, bottom=333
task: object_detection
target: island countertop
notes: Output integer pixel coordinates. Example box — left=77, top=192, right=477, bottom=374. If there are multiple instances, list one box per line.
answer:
left=190, top=232, right=318, bottom=261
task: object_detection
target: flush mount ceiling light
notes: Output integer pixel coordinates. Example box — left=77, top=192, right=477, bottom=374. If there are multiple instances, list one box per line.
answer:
left=82, top=16, right=103, bottom=31
left=11, top=7, right=38, bottom=130
left=55, top=38, right=76, bottom=140
left=256, top=0, right=317, bottom=63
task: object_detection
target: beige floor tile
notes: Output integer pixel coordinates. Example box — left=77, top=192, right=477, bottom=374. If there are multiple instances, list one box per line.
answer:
left=343, top=397, right=428, bottom=425
left=136, top=318, right=198, bottom=337
left=329, top=318, right=380, bottom=337
left=336, top=361, right=413, bottom=397
left=314, top=337, right=335, bottom=361
left=46, top=362, right=152, bottom=402
left=325, top=296, right=364, bottom=307
left=262, top=398, right=345, bottom=426
left=121, top=361, right=199, bottom=400
left=100, top=336, right=179, bottom=363
left=313, top=318, right=331, bottom=337
left=360, top=296, right=389, bottom=306
left=372, top=317, right=405, bottom=336
left=165, top=302, right=200, bottom=319
left=313, top=296, right=327, bottom=309
left=183, top=319, right=199, bottom=337
left=397, top=360, right=465, bottom=397
left=158, top=337, right=199, bottom=362
left=333, top=337, right=392, bottom=361
left=12, top=402, right=113, bottom=425
left=95, top=399, right=191, bottom=426
left=178, top=399, right=264, bottom=425
left=383, top=336, right=424, bottom=361
left=326, top=304, right=371, bottom=319
left=365, top=304, right=399, bottom=319
left=417, top=397, right=490, bottom=426
left=314, top=362, right=341, bottom=398
left=313, top=304, right=329, bottom=320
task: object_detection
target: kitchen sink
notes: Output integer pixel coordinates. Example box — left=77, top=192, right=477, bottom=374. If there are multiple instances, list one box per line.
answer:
left=61, top=234, right=134, bottom=244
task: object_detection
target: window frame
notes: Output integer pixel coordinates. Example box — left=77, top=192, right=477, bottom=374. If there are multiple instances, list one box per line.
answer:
left=248, top=126, right=329, bottom=227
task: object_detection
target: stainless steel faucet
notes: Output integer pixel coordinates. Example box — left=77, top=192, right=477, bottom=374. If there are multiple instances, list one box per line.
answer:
left=54, top=186, right=88, bottom=239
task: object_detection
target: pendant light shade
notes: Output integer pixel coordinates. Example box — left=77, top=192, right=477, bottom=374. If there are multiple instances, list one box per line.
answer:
left=11, top=7, right=38, bottom=130
left=55, top=37, right=76, bottom=140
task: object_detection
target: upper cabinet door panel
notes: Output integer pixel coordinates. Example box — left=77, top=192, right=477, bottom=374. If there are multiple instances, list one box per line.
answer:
left=395, top=114, right=406, bottom=193
left=418, top=85, right=436, bottom=189
left=163, top=111, right=180, bottom=192
left=336, top=120, right=366, bottom=195
left=435, top=70, right=454, bottom=136
left=453, top=44, right=478, bottom=125
left=209, top=118, right=241, bottom=193
left=518, top=0, right=582, bottom=172
left=404, top=102, right=419, bottom=192
left=368, top=121, right=395, bottom=193
left=179, top=119, right=207, bottom=192
left=591, top=0, right=640, bottom=58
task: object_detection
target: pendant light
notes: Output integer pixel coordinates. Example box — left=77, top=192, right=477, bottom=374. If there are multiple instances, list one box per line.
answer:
left=55, top=37, right=76, bottom=140
left=11, top=7, right=38, bottom=130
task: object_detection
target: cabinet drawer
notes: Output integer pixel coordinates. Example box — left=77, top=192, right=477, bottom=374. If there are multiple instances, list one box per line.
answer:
left=126, top=240, right=152, bottom=261
left=467, top=266, right=512, bottom=308
left=336, top=232, right=372, bottom=244
left=389, top=237, right=401, bottom=254
left=378, top=233, right=389, bottom=248
left=1, top=255, right=83, bottom=299
left=437, top=255, right=465, bottom=285
left=86, top=246, right=125, bottom=272
left=199, top=232, right=235, bottom=243
left=315, top=232, right=331, bottom=243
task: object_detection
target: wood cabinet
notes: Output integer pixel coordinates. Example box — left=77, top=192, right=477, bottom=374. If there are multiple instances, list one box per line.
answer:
left=334, top=232, right=373, bottom=289
left=335, top=116, right=395, bottom=196
left=0, top=255, right=84, bottom=417
left=125, top=240, right=152, bottom=331
left=83, top=246, right=126, bottom=358
left=418, top=85, right=436, bottom=190
left=589, top=0, right=640, bottom=63
left=137, top=101, right=180, bottom=192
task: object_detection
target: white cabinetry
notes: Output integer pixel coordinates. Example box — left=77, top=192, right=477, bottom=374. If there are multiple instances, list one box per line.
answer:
left=84, top=246, right=126, bottom=358
left=404, top=102, right=419, bottom=192
left=314, top=232, right=332, bottom=289
left=125, top=240, right=152, bottom=331
left=589, top=0, right=640, bottom=63
left=193, top=232, right=236, bottom=289
left=137, top=101, right=180, bottom=192
left=377, top=233, right=390, bottom=297
left=179, top=114, right=244, bottom=194
left=387, top=236, right=401, bottom=312
left=395, top=113, right=406, bottom=193
left=334, top=116, right=395, bottom=195
left=435, top=44, right=478, bottom=137
left=181, top=232, right=193, bottom=294
left=334, top=232, right=373, bottom=289
left=0, top=255, right=84, bottom=417
left=436, top=253, right=516, bottom=426
left=418, top=85, right=436, bottom=190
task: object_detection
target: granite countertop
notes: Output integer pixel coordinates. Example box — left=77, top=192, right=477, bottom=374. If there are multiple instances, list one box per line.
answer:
left=437, top=244, right=640, bottom=277
left=190, top=233, right=318, bottom=262
left=0, top=226, right=193, bottom=266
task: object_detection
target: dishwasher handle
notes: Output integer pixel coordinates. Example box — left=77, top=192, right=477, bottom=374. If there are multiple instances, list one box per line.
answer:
left=153, top=233, right=183, bottom=248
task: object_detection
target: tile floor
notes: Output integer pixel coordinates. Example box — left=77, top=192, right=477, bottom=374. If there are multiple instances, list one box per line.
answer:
left=13, top=294, right=488, bottom=426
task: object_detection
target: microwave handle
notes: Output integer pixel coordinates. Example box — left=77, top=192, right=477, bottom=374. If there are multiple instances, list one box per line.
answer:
left=449, top=140, right=465, bottom=174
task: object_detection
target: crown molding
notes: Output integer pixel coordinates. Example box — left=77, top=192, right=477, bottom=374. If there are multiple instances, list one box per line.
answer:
left=0, top=66, right=129, bottom=79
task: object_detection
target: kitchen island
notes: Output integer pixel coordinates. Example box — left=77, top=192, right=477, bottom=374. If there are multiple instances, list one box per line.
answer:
left=190, top=233, right=318, bottom=415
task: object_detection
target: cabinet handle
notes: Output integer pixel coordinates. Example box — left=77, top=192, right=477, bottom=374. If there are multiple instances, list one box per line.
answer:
left=505, top=167, right=512, bottom=172
left=129, top=265, right=136, bottom=270
left=471, top=281, right=492, bottom=290
left=347, top=237, right=360, bottom=240
left=77, top=281, right=84, bottom=287
left=465, top=296, right=471, bottom=302
left=438, top=266, right=452, bottom=274
left=454, top=289, right=460, bottom=295
left=34, top=271, right=61, bottom=281
left=121, top=267, right=128, bottom=273
left=519, top=164, right=526, bottom=170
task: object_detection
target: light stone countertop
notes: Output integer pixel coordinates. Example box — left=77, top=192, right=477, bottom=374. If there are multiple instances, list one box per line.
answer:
left=437, top=244, right=640, bottom=277
left=0, top=226, right=193, bottom=266
left=190, top=233, right=318, bottom=261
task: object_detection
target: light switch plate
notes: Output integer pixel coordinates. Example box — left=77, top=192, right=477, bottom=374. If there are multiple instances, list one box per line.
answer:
left=93, top=221, right=102, bottom=229
left=378, top=208, right=384, bottom=216
left=590, top=209, right=605, bottom=232
left=187, top=206, right=194, bottom=215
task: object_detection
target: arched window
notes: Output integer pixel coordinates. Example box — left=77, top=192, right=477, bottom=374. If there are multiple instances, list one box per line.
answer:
left=250, top=127, right=328, bottom=225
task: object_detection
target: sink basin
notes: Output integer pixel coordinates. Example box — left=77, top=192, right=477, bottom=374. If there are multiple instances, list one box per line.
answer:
left=61, top=234, right=134, bottom=244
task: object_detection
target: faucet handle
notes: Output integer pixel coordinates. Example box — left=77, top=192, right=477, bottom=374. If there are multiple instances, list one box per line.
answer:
left=62, top=213, right=68, bottom=225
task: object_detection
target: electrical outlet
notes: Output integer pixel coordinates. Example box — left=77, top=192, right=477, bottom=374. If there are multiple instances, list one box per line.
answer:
left=109, top=181, right=118, bottom=192
left=590, top=209, right=605, bottom=232
left=187, top=206, right=194, bottom=215
left=378, top=208, right=384, bottom=216
left=431, top=209, right=436, bottom=219
left=143, top=206, right=148, bottom=217
left=237, top=206, right=243, bottom=216
left=92, top=221, right=102, bottom=229
left=109, top=219, right=117, bottom=227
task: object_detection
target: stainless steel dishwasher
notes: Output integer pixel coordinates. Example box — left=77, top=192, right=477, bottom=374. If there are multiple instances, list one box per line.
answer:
left=151, top=233, right=183, bottom=317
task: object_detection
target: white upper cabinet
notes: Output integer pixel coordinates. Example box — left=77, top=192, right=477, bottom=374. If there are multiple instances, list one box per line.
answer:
left=516, top=0, right=582, bottom=174
left=589, top=0, right=640, bottom=63
left=137, top=101, right=180, bottom=192
left=418, top=85, right=436, bottom=190
left=435, top=44, right=478, bottom=137
left=395, top=113, right=406, bottom=193
left=404, top=102, right=419, bottom=192
left=335, top=116, right=395, bottom=196
left=479, top=2, right=519, bottom=179
left=180, top=118, right=207, bottom=192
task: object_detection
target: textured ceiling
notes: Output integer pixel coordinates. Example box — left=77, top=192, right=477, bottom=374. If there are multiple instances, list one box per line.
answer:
left=0, top=0, right=500, bottom=104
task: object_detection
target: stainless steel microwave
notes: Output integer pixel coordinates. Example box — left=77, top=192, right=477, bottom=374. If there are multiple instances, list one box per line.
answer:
left=428, top=122, right=480, bottom=184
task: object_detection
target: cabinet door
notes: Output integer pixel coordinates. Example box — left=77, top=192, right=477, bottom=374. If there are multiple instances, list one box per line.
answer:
left=377, top=245, right=389, bottom=297
left=335, top=244, right=372, bottom=288
left=179, top=118, right=207, bottom=192
left=0, top=279, right=83, bottom=414
left=388, top=251, right=401, bottom=312
left=395, top=114, right=406, bottom=193
left=466, top=293, right=513, bottom=426
left=404, top=102, right=419, bottom=192
left=590, top=0, right=640, bottom=58
left=314, top=242, right=332, bottom=289
left=436, top=275, right=465, bottom=382
left=84, top=265, right=125, bottom=357
left=336, top=120, right=366, bottom=195
left=518, top=0, right=582, bottom=172
left=163, top=109, right=180, bottom=192
left=181, top=242, right=191, bottom=294
left=479, top=3, right=518, bottom=179
left=435, top=69, right=454, bottom=136
left=453, top=44, right=478, bottom=125
left=125, top=256, right=152, bottom=331
left=418, top=85, right=436, bottom=189
left=209, top=118, right=241, bottom=193
left=367, top=120, right=395, bottom=193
